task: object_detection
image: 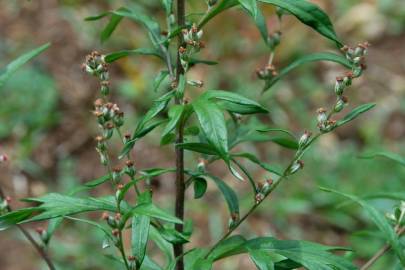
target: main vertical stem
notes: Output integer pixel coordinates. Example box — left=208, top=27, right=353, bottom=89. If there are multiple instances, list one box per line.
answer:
left=174, top=0, right=186, bottom=269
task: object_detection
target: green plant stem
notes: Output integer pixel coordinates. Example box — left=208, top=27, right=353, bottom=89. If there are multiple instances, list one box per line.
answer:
left=0, top=186, right=56, bottom=270
left=360, top=226, right=405, bottom=270
left=104, top=152, right=130, bottom=270
left=174, top=0, right=186, bottom=269
left=204, top=133, right=321, bottom=259
left=115, top=127, right=141, bottom=195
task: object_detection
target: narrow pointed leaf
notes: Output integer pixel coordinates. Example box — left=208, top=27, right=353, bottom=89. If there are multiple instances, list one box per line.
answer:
left=192, top=98, right=229, bottom=159
left=206, top=174, right=239, bottom=217
left=321, top=187, right=405, bottom=265
left=104, top=48, right=163, bottom=63
left=132, top=215, right=150, bottom=267
left=360, top=151, right=405, bottom=167
left=0, top=43, right=50, bottom=88
left=259, top=0, right=342, bottom=46
left=336, top=103, right=376, bottom=127
left=263, top=52, right=351, bottom=91
left=202, top=90, right=268, bottom=114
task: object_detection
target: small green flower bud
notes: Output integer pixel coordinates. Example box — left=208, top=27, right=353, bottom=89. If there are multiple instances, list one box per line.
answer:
left=255, top=193, right=265, bottom=204
left=316, top=108, right=327, bottom=125
left=298, top=130, right=312, bottom=148
left=334, top=76, right=345, bottom=95
left=334, top=96, right=348, bottom=113
left=288, top=160, right=304, bottom=175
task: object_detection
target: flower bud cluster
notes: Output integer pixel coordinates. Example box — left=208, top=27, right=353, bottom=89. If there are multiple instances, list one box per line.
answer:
left=316, top=107, right=336, bottom=132
left=256, top=64, right=278, bottom=81
left=179, top=24, right=204, bottom=71
left=82, top=51, right=110, bottom=96
left=341, top=42, right=369, bottom=78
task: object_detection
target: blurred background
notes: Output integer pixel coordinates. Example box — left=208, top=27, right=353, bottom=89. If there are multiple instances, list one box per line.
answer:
left=0, top=0, right=404, bottom=269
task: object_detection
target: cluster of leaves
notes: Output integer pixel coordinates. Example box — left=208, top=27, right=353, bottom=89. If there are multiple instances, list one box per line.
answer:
left=1, top=1, right=403, bottom=270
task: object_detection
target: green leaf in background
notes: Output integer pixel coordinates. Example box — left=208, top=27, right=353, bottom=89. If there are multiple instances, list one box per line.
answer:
left=208, top=235, right=247, bottom=260
left=87, top=6, right=163, bottom=46
left=161, top=105, right=185, bottom=145
left=259, top=0, right=343, bottom=47
left=198, top=0, right=239, bottom=28
left=202, top=90, right=268, bottom=114
left=132, top=215, right=150, bottom=267
left=193, top=177, right=208, bottom=199
left=142, top=256, right=163, bottom=270
left=153, top=70, right=169, bottom=92
left=0, top=43, right=50, bottom=88
left=232, top=152, right=282, bottom=176
left=239, top=0, right=269, bottom=46
left=149, top=226, right=173, bottom=266
left=263, top=52, right=352, bottom=91
left=0, top=208, right=36, bottom=231
left=239, top=0, right=258, bottom=18
left=209, top=236, right=356, bottom=269
left=206, top=174, right=239, bottom=218
left=336, top=103, right=376, bottom=127
left=101, top=13, right=123, bottom=42
left=188, top=58, right=219, bottom=66
left=360, top=151, right=405, bottom=167
left=112, top=7, right=162, bottom=46
left=192, top=98, right=229, bottom=159
left=104, top=48, right=163, bottom=63
left=248, top=249, right=275, bottom=270
left=155, top=224, right=190, bottom=245
left=161, top=0, right=173, bottom=15
left=125, top=203, right=183, bottom=224
left=256, top=128, right=297, bottom=140
left=321, top=187, right=405, bottom=265
left=20, top=194, right=119, bottom=222
left=177, top=142, right=220, bottom=155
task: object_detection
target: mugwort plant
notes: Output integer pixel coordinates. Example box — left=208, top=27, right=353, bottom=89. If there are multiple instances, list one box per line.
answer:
left=1, top=1, right=404, bottom=270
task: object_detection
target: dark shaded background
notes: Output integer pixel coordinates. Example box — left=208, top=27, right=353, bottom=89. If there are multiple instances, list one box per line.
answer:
left=0, top=0, right=404, bottom=269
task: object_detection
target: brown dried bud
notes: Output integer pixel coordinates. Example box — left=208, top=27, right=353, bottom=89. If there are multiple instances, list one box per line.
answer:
left=266, top=178, right=273, bottom=185
left=114, top=213, right=121, bottom=221
left=126, top=160, right=134, bottom=167
left=112, top=229, right=120, bottom=237
left=198, top=41, right=206, bottom=48
left=117, top=183, right=124, bottom=190
left=35, top=227, right=45, bottom=234
left=179, top=46, right=187, bottom=54
left=124, top=133, right=131, bottom=140
left=340, top=45, right=350, bottom=52
left=101, top=212, right=109, bottom=220
left=113, top=167, right=122, bottom=173
left=316, top=108, right=327, bottom=114
left=94, top=98, right=104, bottom=107
left=106, top=122, right=114, bottom=130
left=128, top=255, right=136, bottom=261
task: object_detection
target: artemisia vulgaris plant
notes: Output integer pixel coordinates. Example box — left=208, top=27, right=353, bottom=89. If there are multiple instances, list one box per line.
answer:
left=1, top=1, right=405, bottom=270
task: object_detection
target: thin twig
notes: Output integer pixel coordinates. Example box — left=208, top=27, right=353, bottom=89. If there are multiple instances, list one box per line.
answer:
left=204, top=134, right=321, bottom=259
left=360, top=227, right=405, bottom=270
left=0, top=185, right=56, bottom=270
